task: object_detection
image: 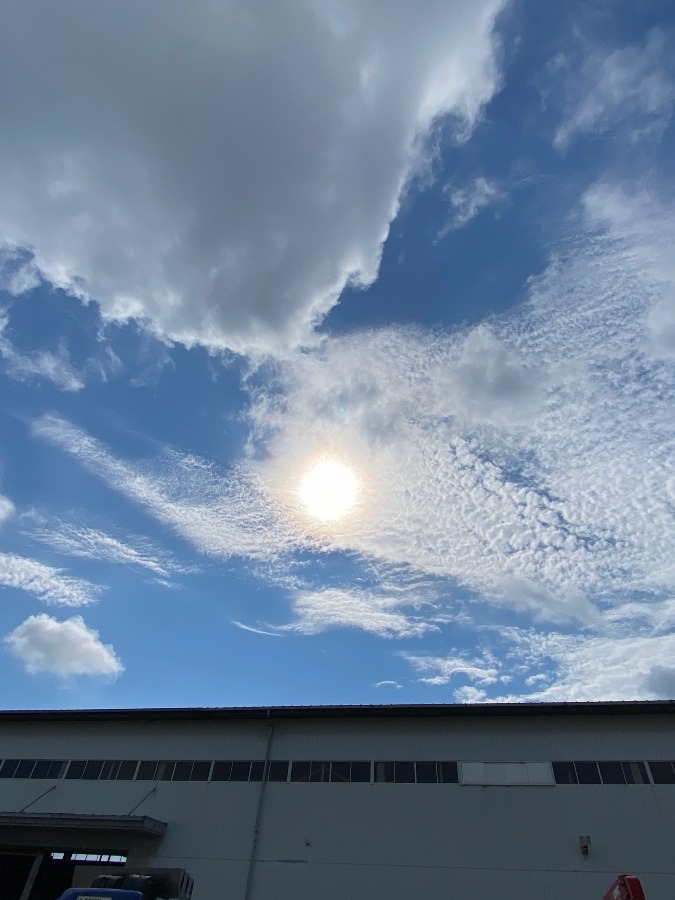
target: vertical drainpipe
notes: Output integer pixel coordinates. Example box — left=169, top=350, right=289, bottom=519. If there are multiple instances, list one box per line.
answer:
left=244, top=708, right=274, bottom=900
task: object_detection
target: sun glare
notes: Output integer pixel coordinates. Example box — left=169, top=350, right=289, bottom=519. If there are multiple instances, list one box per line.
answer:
left=299, top=459, right=359, bottom=521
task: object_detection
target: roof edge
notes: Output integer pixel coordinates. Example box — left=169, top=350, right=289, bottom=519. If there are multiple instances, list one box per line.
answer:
left=0, top=701, right=674, bottom=723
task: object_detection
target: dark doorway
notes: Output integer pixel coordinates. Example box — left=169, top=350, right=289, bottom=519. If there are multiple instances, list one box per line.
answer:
left=0, top=852, right=35, bottom=900
left=30, top=853, right=78, bottom=900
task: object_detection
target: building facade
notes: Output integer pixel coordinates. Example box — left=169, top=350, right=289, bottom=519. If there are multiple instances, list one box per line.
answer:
left=1, top=702, right=674, bottom=899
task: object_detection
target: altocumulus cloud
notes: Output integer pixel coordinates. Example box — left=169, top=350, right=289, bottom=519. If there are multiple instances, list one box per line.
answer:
left=4, top=614, right=123, bottom=679
left=0, top=0, right=505, bottom=356
left=29, top=170, right=675, bottom=703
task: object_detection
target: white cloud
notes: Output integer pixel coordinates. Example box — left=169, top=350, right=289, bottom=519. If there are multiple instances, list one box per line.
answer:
left=4, top=614, right=123, bottom=678
left=496, top=627, right=675, bottom=702
left=374, top=680, right=403, bottom=689
left=0, top=1, right=505, bottom=356
left=440, top=176, right=506, bottom=234
left=403, top=651, right=499, bottom=690
left=553, top=27, right=675, bottom=151
left=0, top=551, right=99, bottom=606
left=0, top=310, right=84, bottom=391
left=30, top=174, right=675, bottom=637
left=231, top=621, right=283, bottom=638
left=31, top=522, right=185, bottom=577
left=281, top=589, right=437, bottom=639
left=0, top=492, right=15, bottom=527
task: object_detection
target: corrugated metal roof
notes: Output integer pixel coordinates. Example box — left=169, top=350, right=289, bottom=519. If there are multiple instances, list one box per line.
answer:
left=0, top=701, right=673, bottom=722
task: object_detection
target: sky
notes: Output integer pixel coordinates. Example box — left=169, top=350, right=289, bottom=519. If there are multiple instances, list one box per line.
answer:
left=0, top=0, right=674, bottom=709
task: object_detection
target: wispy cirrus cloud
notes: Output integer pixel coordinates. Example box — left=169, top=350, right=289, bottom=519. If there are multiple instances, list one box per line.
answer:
left=0, top=310, right=84, bottom=392
left=4, top=613, right=123, bottom=679
left=280, top=589, right=438, bottom=639
left=0, top=551, right=100, bottom=606
left=439, top=175, right=506, bottom=235
left=0, top=491, right=14, bottom=527
left=552, top=27, right=675, bottom=151
left=30, top=521, right=188, bottom=578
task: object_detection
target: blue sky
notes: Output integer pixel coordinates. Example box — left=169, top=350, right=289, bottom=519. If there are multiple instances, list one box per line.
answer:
left=1, top=0, right=674, bottom=708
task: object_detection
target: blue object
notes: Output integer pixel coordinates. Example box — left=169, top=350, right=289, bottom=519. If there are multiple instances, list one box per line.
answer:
left=57, top=890, right=144, bottom=900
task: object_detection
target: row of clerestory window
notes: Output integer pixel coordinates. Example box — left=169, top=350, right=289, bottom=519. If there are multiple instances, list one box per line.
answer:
left=0, top=758, right=458, bottom=783
left=2, top=757, right=674, bottom=784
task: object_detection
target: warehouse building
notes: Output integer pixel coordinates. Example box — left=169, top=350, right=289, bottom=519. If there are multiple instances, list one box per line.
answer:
left=1, top=701, right=674, bottom=899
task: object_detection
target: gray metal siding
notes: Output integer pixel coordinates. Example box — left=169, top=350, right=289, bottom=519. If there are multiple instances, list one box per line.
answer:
left=1, top=711, right=674, bottom=899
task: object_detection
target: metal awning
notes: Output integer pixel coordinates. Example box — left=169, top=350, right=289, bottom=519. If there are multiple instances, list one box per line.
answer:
left=0, top=812, right=166, bottom=836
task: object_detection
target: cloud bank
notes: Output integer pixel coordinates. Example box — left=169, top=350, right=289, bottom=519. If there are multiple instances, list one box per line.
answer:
left=0, top=0, right=505, bottom=355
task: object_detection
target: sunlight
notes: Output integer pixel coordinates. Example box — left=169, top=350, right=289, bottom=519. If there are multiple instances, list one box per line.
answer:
left=299, top=458, right=359, bottom=521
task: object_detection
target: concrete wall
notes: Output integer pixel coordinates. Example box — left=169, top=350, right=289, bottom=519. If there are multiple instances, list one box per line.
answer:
left=0, top=712, right=673, bottom=900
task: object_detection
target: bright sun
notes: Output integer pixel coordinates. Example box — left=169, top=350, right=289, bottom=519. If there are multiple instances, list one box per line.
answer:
left=299, top=459, right=359, bottom=521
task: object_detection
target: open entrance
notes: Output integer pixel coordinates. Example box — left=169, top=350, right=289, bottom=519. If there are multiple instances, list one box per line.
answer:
left=0, top=850, right=126, bottom=900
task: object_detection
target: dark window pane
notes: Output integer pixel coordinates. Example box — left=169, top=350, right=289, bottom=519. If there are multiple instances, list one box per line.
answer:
left=211, top=761, right=233, bottom=781
left=415, top=762, right=437, bottom=783
left=267, top=761, right=289, bottom=782
left=30, top=761, right=53, bottom=779
left=291, top=761, right=312, bottom=782
left=231, top=761, right=252, bottom=781
left=117, top=761, right=138, bottom=780
left=623, top=762, right=648, bottom=784
left=249, top=761, right=264, bottom=782
left=66, top=761, right=86, bottom=779
left=310, top=762, right=329, bottom=782
left=16, top=760, right=37, bottom=778
left=552, top=761, right=578, bottom=784
left=350, top=761, right=371, bottom=782
left=82, top=760, right=104, bottom=780
left=191, top=761, right=211, bottom=782
left=47, top=761, right=66, bottom=779
left=99, top=761, right=117, bottom=780
left=330, top=762, right=350, bottom=782
left=171, top=761, right=192, bottom=781
left=374, top=762, right=395, bottom=783
left=156, top=761, right=175, bottom=781
left=598, top=761, right=626, bottom=784
left=137, top=761, right=159, bottom=780
left=438, top=762, right=459, bottom=784
left=394, top=761, right=415, bottom=783
left=648, top=761, right=675, bottom=784
left=0, top=759, right=20, bottom=778
left=575, top=762, right=601, bottom=784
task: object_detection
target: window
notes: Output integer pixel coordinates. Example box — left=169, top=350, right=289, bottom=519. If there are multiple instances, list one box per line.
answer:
left=290, top=761, right=330, bottom=782
left=374, top=761, right=395, bottom=783
left=394, top=761, right=415, bottom=783
left=574, top=762, right=601, bottom=784
left=415, top=761, right=437, bottom=783
left=349, top=761, right=371, bottom=782
left=212, top=760, right=233, bottom=781
left=598, top=761, right=626, bottom=784
left=267, top=761, right=290, bottom=782
left=437, top=761, right=459, bottom=784
left=231, top=761, right=253, bottom=781
left=65, top=761, right=87, bottom=779
left=552, top=761, right=577, bottom=784
left=330, top=761, right=351, bottom=782
left=648, top=761, right=675, bottom=784
left=0, top=759, right=20, bottom=778
left=622, top=761, right=648, bottom=784
left=82, top=760, right=105, bottom=780
left=190, top=761, right=212, bottom=781
left=136, top=760, right=159, bottom=780
left=15, top=760, right=37, bottom=778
